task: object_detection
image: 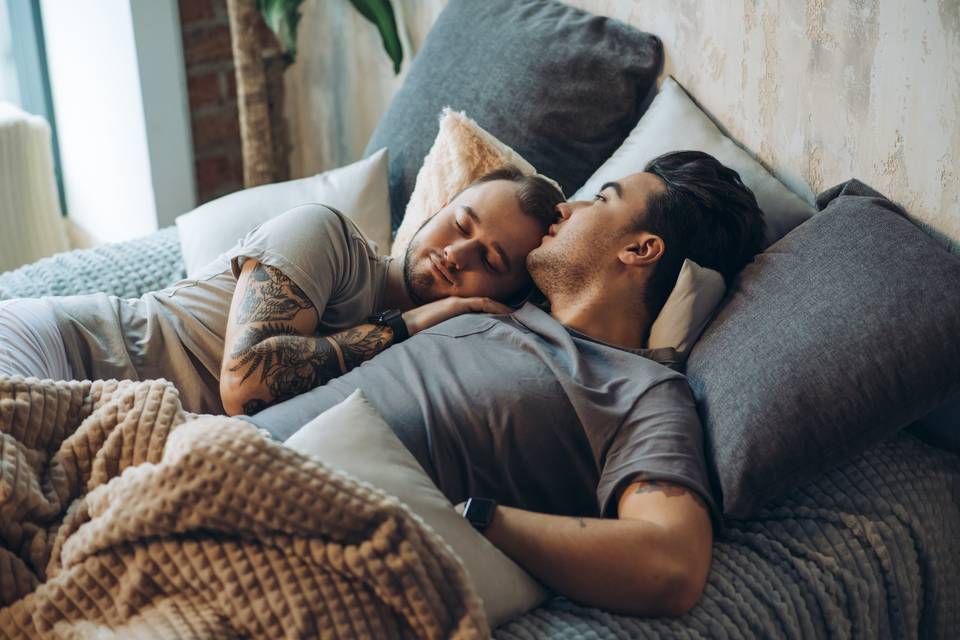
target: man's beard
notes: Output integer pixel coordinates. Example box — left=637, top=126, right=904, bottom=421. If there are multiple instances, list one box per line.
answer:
left=402, top=222, right=441, bottom=306
left=527, top=237, right=593, bottom=300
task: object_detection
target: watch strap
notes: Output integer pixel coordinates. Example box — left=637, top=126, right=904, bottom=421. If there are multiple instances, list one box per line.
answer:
left=370, top=309, right=409, bottom=343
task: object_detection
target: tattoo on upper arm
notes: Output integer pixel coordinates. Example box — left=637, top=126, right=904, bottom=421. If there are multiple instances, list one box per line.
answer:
left=632, top=479, right=708, bottom=511
left=235, top=264, right=313, bottom=324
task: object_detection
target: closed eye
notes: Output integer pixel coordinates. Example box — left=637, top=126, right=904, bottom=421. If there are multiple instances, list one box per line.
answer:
left=455, top=217, right=469, bottom=236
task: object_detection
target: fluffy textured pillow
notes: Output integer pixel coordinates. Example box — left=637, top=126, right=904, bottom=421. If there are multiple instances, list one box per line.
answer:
left=176, top=148, right=390, bottom=277
left=686, top=179, right=960, bottom=519
left=648, top=259, right=726, bottom=356
left=365, top=0, right=662, bottom=228
left=284, top=390, right=549, bottom=628
left=572, top=77, right=815, bottom=247
left=390, top=109, right=543, bottom=261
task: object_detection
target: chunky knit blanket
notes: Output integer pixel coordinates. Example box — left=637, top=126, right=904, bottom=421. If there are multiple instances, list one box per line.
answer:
left=0, top=376, right=487, bottom=639
left=495, top=432, right=960, bottom=639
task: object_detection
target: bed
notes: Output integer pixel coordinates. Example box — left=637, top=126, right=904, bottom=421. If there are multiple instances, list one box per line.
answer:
left=3, top=0, right=959, bottom=636
left=1, top=229, right=957, bottom=638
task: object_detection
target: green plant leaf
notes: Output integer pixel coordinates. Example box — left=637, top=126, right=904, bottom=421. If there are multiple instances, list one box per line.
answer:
left=257, top=0, right=305, bottom=63
left=347, top=0, right=404, bottom=74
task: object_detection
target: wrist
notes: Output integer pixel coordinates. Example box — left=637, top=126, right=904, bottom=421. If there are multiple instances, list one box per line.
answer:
left=401, top=310, right=418, bottom=335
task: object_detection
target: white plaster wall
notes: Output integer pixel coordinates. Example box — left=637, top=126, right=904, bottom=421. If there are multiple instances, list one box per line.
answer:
left=284, top=0, right=960, bottom=252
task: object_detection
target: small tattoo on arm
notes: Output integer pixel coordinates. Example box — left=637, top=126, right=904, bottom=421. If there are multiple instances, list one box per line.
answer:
left=632, top=479, right=708, bottom=511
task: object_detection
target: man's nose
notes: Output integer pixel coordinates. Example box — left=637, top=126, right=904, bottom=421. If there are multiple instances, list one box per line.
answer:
left=556, top=200, right=588, bottom=221
left=442, top=240, right=476, bottom=271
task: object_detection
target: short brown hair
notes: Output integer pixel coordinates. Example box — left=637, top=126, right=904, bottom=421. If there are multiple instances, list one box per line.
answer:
left=470, top=165, right=564, bottom=232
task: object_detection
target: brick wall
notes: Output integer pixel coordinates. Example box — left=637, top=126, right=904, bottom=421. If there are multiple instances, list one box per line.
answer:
left=177, top=0, right=290, bottom=205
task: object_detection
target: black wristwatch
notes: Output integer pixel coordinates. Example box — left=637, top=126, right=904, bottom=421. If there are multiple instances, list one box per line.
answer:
left=369, top=309, right=409, bottom=344
left=462, top=497, right=498, bottom=533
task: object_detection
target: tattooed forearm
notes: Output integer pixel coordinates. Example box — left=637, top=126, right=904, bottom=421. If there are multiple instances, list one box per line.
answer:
left=235, top=264, right=313, bottom=324
left=227, top=323, right=395, bottom=412
left=632, top=480, right=708, bottom=511
left=334, top=324, right=393, bottom=370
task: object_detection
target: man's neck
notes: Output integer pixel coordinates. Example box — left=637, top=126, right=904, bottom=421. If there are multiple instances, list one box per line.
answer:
left=383, top=257, right=415, bottom=311
left=548, top=286, right=651, bottom=350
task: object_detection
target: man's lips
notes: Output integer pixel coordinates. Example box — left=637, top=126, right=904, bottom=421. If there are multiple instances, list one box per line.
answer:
left=430, top=253, right=455, bottom=285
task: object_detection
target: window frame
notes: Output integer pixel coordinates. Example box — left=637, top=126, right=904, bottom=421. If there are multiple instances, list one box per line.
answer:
left=7, top=0, right=65, bottom=214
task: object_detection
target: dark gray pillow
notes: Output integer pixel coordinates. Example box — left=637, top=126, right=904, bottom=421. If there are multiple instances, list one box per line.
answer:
left=686, top=179, right=960, bottom=519
left=364, top=0, right=663, bottom=229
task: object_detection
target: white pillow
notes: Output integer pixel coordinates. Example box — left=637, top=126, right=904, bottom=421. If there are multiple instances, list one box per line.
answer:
left=284, top=390, right=549, bottom=628
left=648, top=259, right=726, bottom=355
left=572, top=77, right=815, bottom=247
left=176, top=148, right=391, bottom=277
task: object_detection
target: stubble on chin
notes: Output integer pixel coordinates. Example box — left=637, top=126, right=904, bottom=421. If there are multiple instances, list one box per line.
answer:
left=403, top=239, right=441, bottom=305
left=528, top=241, right=590, bottom=298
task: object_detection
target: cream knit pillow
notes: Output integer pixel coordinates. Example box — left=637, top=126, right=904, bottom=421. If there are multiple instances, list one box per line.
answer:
left=390, top=108, right=556, bottom=260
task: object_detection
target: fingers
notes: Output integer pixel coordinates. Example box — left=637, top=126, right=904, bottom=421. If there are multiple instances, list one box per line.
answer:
left=460, top=297, right=513, bottom=315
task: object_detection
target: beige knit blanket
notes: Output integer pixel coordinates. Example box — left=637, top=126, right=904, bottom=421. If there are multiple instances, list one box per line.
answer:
left=0, top=376, right=487, bottom=639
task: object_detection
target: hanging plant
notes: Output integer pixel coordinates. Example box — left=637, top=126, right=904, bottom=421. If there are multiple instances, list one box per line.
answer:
left=257, top=0, right=403, bottom=72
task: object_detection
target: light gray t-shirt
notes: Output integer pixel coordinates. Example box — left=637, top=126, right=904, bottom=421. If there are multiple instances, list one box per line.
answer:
left=245, top=303, right=719, bottom=520
left=47, top=204, right=390, bottom=414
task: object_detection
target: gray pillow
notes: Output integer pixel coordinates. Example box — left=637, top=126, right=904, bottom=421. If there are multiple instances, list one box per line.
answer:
left=686, top=179, right=960, bottom=519
left=364, top=0, right=663, bottom=228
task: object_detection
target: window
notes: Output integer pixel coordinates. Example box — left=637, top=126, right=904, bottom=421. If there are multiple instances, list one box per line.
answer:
left=1, top=0, right=65, bottom=212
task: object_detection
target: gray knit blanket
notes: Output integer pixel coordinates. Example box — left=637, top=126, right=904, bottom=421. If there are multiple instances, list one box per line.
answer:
left=3, top=229, right=959, bottom=638
left=496, top=433, right=960, bottom=639
left=0, top=226, right=185, bottom=301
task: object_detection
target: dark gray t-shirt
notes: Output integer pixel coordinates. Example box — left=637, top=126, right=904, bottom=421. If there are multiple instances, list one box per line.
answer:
left=245, top=303, right=718, bottom=519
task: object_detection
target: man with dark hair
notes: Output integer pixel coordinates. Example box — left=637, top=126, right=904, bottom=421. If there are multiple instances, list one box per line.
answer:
left=0, top=167, right=564, bottom=416
left=242, top=150, right=767, bottom=616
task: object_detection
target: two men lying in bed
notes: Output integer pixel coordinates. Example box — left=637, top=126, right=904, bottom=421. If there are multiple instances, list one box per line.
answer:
left=239, top=150, right=767, bottom=617
left=0, top=166, right=563, bottom=414
left=0, top=150, right=765, bottom=616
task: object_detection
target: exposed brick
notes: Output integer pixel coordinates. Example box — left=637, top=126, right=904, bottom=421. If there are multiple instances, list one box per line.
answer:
left=225, top=68, right=237, bottom=101
left=186, top=71, right=222, bottom=111
left=196, top=154, right=243, bottom=204
left=178, top=0, right=215, bottom=24
left=182, top=24, right=233, bottom=67
left=191, top=108, right=240, bottom=149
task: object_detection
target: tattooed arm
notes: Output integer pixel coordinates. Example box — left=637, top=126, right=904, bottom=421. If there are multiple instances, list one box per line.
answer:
left=480, top=479, right=713, bottom=617
left=219, top=259, right=396, bottom=416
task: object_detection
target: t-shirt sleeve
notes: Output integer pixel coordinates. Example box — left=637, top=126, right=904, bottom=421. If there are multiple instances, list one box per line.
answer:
left=597, top=377, right=720, bottom=522
left=226, top=204, right=357, bottom=316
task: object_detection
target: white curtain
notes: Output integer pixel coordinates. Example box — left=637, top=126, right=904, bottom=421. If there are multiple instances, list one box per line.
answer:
left=0, top=102, right=68, bottom=272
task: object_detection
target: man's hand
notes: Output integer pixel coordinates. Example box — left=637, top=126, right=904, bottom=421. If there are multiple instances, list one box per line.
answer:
left=402, top=297, right=512, bottom=335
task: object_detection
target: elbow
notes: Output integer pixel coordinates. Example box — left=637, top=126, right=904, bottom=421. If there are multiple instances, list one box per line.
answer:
left=647, top=558, right=709, bottom=617
left=219, top=371, right=260, bottom=417
left=659, top=570, right=707, bottom=617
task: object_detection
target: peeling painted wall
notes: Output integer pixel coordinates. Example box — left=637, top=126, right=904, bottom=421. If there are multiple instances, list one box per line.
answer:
left=285, top=0, right=960, bottom=251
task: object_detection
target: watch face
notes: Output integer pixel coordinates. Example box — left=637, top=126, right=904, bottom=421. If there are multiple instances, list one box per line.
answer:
left=465, top=497, right=497, bottom=531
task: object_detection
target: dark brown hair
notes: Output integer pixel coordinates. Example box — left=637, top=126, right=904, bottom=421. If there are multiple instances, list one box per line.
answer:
left=634, top=150, right=767, bottom=319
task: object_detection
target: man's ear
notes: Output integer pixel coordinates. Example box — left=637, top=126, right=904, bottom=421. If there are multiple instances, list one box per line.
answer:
left=619, top=232, right=664, bottom=267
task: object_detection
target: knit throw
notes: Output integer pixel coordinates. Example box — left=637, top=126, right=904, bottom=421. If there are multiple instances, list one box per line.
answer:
left=0, top=376, right=487, bottom=638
